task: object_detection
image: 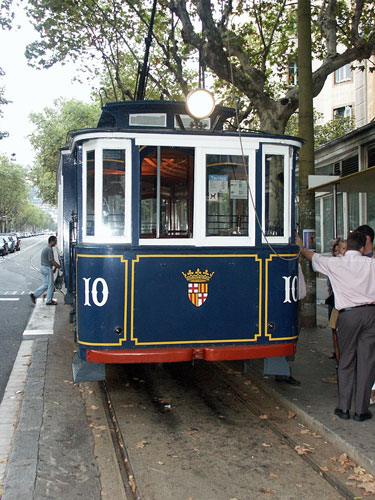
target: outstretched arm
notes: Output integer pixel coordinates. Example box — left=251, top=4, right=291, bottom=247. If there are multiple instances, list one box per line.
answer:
left=295, top=233, right=314, bottom=262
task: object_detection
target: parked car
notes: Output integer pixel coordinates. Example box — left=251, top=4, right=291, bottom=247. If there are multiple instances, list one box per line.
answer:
left=0, top=236, right=8, bottom=256
left=9, top=233, right=21, bottom=251
left=0, top=234, right=15, bottom=253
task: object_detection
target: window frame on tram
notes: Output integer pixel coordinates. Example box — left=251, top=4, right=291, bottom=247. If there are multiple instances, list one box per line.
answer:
left=137, top=136, right=257, bottom=247
left=82, top=139, right=132, bottom=243
left=79, top=133, right=294, bottom=247
left=261, top=144, right=293, bottom=244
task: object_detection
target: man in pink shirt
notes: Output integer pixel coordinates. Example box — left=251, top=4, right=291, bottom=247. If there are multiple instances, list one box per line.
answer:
left=296, top=231, right=375, bottom=422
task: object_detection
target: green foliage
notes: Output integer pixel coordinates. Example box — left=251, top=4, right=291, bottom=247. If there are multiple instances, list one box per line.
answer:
left=0, top=155, right=29, bottom=224
left=0, top=64, right=10, bottom=139
left=25, top=0, right=193, bottom=101
left=29, top=98, right=101, bottom=206
left=14, top=202, right=55, bottom=231
left=285, top=111, right=355, bottom=147
left=0, top=0, right=15, bottom=30
left=22, top=0, right=375, bottom=133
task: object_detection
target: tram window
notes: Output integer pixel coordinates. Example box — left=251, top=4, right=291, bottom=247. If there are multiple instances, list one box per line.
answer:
left=140, top=146, right=194, bottom=238
left=206, top=154, right=249, bottom=236
left=265, top=154, right=284, bottom=236
left=102, top=149, right=125, bottom=236
left=86, top=150, right=95, bottom=236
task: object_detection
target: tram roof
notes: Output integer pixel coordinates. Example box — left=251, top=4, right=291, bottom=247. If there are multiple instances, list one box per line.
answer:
left=64, top=100, right=303, bottom=148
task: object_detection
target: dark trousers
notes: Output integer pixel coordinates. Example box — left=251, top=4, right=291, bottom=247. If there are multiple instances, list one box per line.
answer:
left=337, top=307, right=375, bottom=414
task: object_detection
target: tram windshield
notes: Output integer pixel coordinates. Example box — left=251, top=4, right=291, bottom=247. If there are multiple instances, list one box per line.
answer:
left=140, top=146, right=194, bottom=238
left=206, top=154, right=249, bottom=236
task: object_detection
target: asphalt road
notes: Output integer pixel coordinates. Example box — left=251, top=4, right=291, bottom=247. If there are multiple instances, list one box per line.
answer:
left=0, top=235, right=48, bottom=400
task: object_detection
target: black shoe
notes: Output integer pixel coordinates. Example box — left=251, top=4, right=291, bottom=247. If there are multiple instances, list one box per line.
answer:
left=29, top=293, right=36, bottom=304
left=334, top=408, right=350, bottom=420
left=275, top=375, right=301, bottom=386
left=353, top=411, right=372, bottom=422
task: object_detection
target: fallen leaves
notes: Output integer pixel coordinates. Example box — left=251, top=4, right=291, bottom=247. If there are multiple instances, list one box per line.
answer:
left=300, top=428, right=322, bottom=438
left=294, top=444, right=314, bottom=455
left=288, top=411, right=296, bottom=419
left=136, top=440, right=149, bottom=449
left=259, top=414, right=268, bottom=420
left=128, top=474, right=136, bottom=493
left=330, top=453, right=375, bottom=495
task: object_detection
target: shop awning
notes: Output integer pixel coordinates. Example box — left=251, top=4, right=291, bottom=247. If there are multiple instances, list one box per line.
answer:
left=308, top=165, right=375, bottom=193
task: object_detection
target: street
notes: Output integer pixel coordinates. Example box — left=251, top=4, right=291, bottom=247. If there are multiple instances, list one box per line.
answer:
left=0, top=235, right=47, bottom=400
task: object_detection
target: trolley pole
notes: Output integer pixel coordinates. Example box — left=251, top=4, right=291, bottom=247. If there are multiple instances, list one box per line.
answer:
left=298, top=0, right=316, bottom=327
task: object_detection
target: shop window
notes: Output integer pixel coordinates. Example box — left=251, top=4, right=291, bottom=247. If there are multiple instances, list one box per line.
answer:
left=315, top=199, right=321, bottom=252
left=348, top=193, right=359, bottom=232
left=323, top=196, right=333, bottom=252
left=140, top=146, right=194, bottom=238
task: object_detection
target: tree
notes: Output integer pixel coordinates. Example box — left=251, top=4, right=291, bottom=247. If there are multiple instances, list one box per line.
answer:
left=21, top=0, right=375, bottom=134
left=15, top=203, right=56, bottom=231
left=0, top=68, right=10, bottom=139
left=0, top=0, right=14, bottom=139
left=286, top=113, right=355, bottom=147
left=0, top=155, right=29, bottom=229
left=28, top=98, right=101, bottom=205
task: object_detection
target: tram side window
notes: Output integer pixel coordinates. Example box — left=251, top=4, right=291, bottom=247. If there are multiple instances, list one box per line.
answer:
left=86, top=150, right=95, bottom=236
left=206, top=154, right=249, bottom=236
left=102, top=149, right=125, bottom=236
left=265, top=154, right=284, bottom=236
left=140, top=146, right=194, bottom=238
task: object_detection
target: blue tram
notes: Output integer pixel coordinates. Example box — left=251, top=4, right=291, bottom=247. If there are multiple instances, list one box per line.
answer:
left=57, top=98, right=303, bottom=381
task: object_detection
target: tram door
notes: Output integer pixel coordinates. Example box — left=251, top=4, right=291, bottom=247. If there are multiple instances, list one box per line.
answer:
left=140, top=147, right=194, bottom=239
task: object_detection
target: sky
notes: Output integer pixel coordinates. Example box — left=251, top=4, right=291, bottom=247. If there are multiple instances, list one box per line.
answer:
left=0, top=4, right=92, bottom=167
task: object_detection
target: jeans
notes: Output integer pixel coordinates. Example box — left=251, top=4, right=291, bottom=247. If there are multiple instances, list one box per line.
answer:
left=33, top=265, right=54, bottom=303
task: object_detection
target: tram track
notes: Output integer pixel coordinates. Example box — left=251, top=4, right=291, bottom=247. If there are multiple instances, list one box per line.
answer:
left=89, top=361, right=374, bottom=500
left=100, top=380, right=142, bottom=500
left=213, top=363, right=359, bottom=500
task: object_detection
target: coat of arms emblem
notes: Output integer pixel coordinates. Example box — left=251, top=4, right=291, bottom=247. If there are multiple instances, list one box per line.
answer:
left=182, top=268, right=215, bottom=307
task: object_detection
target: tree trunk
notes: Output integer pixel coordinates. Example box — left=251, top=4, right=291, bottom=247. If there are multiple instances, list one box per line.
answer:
left=298, top=0, right=316, bottom=328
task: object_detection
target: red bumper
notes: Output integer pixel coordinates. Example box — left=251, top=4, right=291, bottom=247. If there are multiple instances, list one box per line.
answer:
left=86, top=343, right=296, bottom=364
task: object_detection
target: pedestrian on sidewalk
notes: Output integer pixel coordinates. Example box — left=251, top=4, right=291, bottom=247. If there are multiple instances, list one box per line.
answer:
left=326, top=238, right=347, bottom=367
left=355, top=225, right=375, bottom=405
left=29, top=235, right=61, bottom=306
left=296, top=230, right=375, bottom=422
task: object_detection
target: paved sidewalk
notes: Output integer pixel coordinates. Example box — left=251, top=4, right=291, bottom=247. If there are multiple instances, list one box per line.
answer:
left=245, top=304, right=375, bottom=476
left=1, top=302, right=102, bottom=500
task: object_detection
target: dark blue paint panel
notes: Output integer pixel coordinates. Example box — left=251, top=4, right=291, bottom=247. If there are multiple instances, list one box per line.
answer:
left=76, top=255, right=127, bottom=346
left=131, top=255, right=261, bottom=345
left=74, top=245, right=300, bottom=351
left=264, top=255, right=299, bottom=340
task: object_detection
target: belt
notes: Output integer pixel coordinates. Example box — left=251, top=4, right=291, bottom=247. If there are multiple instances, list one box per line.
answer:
left=340, top=304, right=375, bottom=312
